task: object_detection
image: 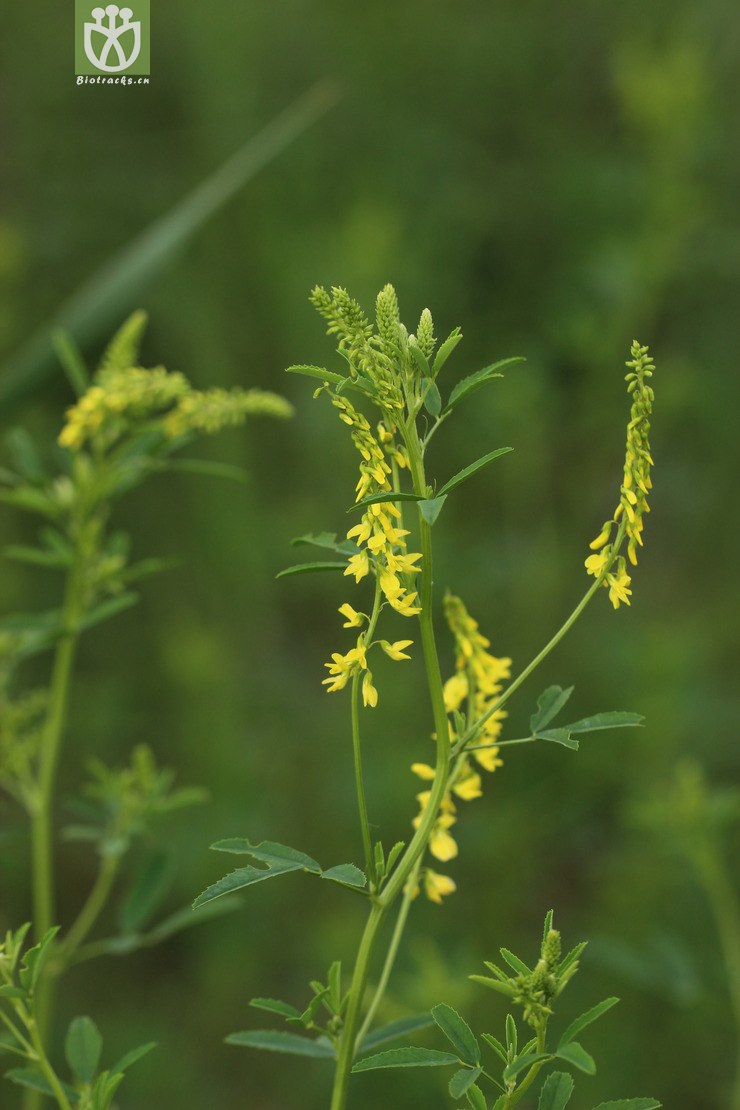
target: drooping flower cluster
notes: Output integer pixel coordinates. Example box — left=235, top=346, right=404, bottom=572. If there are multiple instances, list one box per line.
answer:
left=585, top=341, right=655, bottom=608
left=59, top=367, right=293, bottom=452
left=412, top=594, right=511, bottom=902
left=321, top=392, right=422, bottom=705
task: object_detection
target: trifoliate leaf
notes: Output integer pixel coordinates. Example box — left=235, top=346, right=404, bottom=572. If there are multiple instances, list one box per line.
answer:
left=558, top=997, right=619, bottom=1048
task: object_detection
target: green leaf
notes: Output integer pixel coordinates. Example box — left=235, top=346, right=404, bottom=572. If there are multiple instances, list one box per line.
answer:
left=0, top=486, right=60, bottom=520
left=119, top=851, right=175, bottom=934
left=194, top=841, right=321, bottom=908
left=438, top=448, right=513, bottom=497
left=0, top=84, right=338, bottom=415
left=533, top=727, right=580, bottom=750
left=558, top=942, right=588, bottom=977
left=469, top=975, right=516, bottom=998
left=432, top=328, right=463, bottom=378
left=249, top=998, right=303, bottom=1020
left=321, top=864, right=367, bottom=889
left=431, top=1004, right=480, bottom=1065
left=408, top=343, right=430, bottom=378
left=418, top=494, right=447, bottom=525
left=558, top=998, right=619, bottom=1048
left=295, top=986, right=330, bottom=1026
left=352, top=1047, right=459, bottom=1072
left=505, top=1014, right=517, bottom=1054
left=4, top=544, right=70, bottom=569
left=558, top=712, right=644, bottom=734
left=538, top=1071, right=575, bottom=1110
left=446, top=356, right=524, bottom=410
left=590, top=1101, right=661, bottom=1109
left=467, top=1084, right=489, bottom=1110
left=5, top=1068, right=78, bottom=1101
left=78, top=592, right=139, bottom=632
left=144, top=895, right=241, bottom=944
left=350, top=491, right=424, bottom=511
left=530, top=686, right=574, bottom=733
left=450, top=1066, right=483, bottom=1098
left=422, top=378, right=442, bottom=417
left=53, top=330, right=90, bottom=396
left=0, top=986, right=27, bottom=1000
left=359, top=1014, right=434, bottom=1052
left=480, top=1032, right=508, bottom=1063
left=225, top=1030, right=334, bottom=1058
left=276, top=561, right=348, bottom=578
left=504, top=1052, right=551, bottom=1081
left=290, top=532, right=358, bottom=555
left=65, top=1016, right=103, bottom=1085
left=285, top=364, right=345, bottom=385
left=556, top=1042, right=596, bottom=1074
left=500, top=948, right=531, bottom=976
left=109, top=1041, right=157, bottom=1076
left=5, top=428, right=46, bottom=482
left=19, top=927, right=59, bottom=993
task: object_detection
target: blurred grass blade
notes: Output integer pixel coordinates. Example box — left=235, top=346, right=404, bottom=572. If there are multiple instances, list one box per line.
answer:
left=0, top=80, right=340, bottom=414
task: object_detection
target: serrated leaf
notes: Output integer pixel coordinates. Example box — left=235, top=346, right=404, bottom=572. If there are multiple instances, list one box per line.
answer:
left=19, top=927, right=59, bottom=993
left=558, top=712, right=644, bottom=734
left=109, top=1041, right=157, bottom=1076
left=422, top=378, right=442, bottom=416
left=446, top=356, right=524, bottom=410
left=359, top=1014, right=434, bottom=1052
left=438, top=448, right=513, bottom=497
left=285, top=364, right=346, bottom=385
left=276, top=561, right=348, bottom=578
left=538, top=1070, right=575, bottom=1110
left=225, top=1030, right=334, bottom=1058
left=418, top=494, right=447, bottom=525
left=480, top=1032, right=507, bottom=1063
left=321, top=864, right=367, bottom=889
left=558, top=942, right=588, bottom=976
left=530, top=686, right=574, bottom=733
left=558, top=997, right=618, bottom=1048
left=534, top=728, right=580, bottom=750
left=385, top=840, right=405, bottom=875
left=249, top=998, right=302, bottom=1020
left=500, top=948, right=531, bottom=976
left=504, top=1052, right=551, bottom=1081
left=468, top=1084, right=489, bottom=1110
left=432, top=1004, right=480, bottom=1065
left=450, top=1066, right=483, bottom=1098
left=352, top=1047, right=459, bottom=1072
left=556, top=1041, right=596, bottom=1074
left=590, top=1101, right=661, bottom=1109
left=506, top=1014, right=517, bottom=1054
left=119, top=851, right=175, bottom=934
left=65, top=1016, right=103, bottom=1084
left=295, top=986, right=330, bottom=1026
left=194, top=841, right=321, bottom=908
left=5, top=1068, right=78, bottom=1100
left=290, top=532, right=359, bottom=555
left=432, top=328, right=463, bottom=378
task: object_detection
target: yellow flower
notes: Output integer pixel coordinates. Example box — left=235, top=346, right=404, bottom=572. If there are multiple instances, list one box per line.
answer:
left=411, top=762, right=435, bottom=781
left=362, top=670, right=378, bottom=708
left=380, top=639, right=413, bottom=660
left=345, top=552, right=370, bottom=583
left=424, top=868, right=457, bottom=904
left=429, top=818, right=458, bottom=862
left=584, top=551, right=609, bottom=578
left=338, top=603, right=364, bottom=628
left=606, top=568, right=632, bottom=609
left=443, top=672, right=469, bottom=713
left=452, top=766, right=483, bottom=801
left=474, top=745, right=504, bottom=773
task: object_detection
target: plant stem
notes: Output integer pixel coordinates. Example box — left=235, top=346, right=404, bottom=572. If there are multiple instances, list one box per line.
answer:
left=505, top=1028, right=547, bottom=1108
left=350, top=673, right=375, bottom=885
left=461, top=520, right=628, bottom=748
left=27, top=1016, right=72, bottom=1110
left=57, top=853, right=120, bottom=967
left=354, top=855, right=422, bottom=1051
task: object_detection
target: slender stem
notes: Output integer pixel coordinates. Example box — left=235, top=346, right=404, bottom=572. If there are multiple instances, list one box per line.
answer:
left=350, top=673, right=375, bottom=884
left=693, top=844, right=740, bottom=1110
left=460, top=520, right=627, bottom=748
left=0, top=1007, right=33, bottom=1055
left=505, top=1028, right=547, bottom=1108
left=57, top=853, right=120, bottom=967
left=27, top=1017, right=72, bottom=1110
left=354, top=855, right=422, bottom=1050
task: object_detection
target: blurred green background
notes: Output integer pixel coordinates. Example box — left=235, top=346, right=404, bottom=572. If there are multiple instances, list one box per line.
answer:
left=1, top=1, right=739, bottom=1106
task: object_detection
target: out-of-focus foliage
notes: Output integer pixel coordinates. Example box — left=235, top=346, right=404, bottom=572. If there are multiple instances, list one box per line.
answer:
left=1, top=0, right=737, bottom=1106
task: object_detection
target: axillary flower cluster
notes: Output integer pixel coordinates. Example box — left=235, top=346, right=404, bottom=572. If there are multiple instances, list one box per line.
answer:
left=314, top=287, right=425, bottom=707
left=412, top=594, right=511, bottom=903
left=585, top=341, right=655, bottom=607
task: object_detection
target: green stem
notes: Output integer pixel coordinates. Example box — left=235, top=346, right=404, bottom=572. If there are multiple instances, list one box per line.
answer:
left=693, top=844, right=740, bottom=1110
left=354, top=856, right=422, bottom=1050
left=27, top=1017, right=72, bottom=1110
left=505, top=1029, right=547, bottom=1108
left=57, top=853, right=120, bottom=967
left=460, top=520, right=628, bottom=749
left=350, top=672, right=375, bottom=885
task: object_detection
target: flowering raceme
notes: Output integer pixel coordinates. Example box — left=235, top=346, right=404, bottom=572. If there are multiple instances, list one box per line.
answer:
left=585, top=341, right=655, bottom=607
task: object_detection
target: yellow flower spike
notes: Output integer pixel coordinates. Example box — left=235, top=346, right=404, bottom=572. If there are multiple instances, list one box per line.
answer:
left=474, top=745, right=504, bottom=773
left=443, top=672, right=469, bottom=713
left=338, top=603, right=364, bottom=628
left=362, top=670, right=378, bottom=708
left=380, top=639, right=413, bottom=661
left=423, top=869, right=457, bottom=904
left=388, top=592, right=422, bottom=617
